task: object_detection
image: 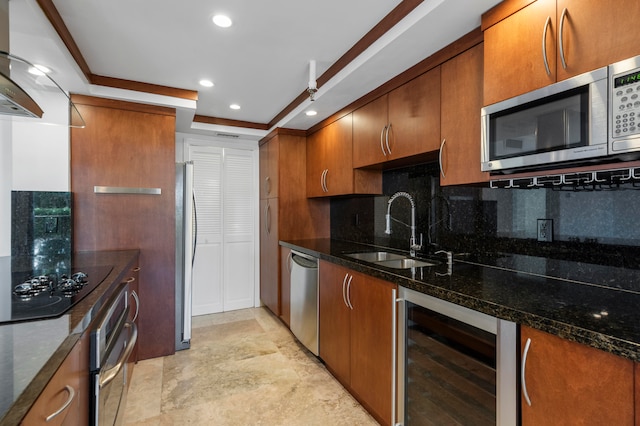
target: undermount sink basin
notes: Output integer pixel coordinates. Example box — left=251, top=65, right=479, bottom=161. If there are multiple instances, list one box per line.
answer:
left=376, top=258, right=440, bottom=269
left=345, top=251, right=406, bottom=262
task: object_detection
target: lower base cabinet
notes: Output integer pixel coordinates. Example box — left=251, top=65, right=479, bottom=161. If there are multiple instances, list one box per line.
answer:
left=21, top=334, right=89, bottom=425
left=520, top=325, right=634, bottom=425
left=318, top=260, right=396, bottom=426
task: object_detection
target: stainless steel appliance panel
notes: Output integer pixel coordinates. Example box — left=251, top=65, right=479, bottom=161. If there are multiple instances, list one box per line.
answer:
left=289, top=251, right=318, bottom=356
left=609, top=55, right=640, bottom=156
left=175, top=161, right=195, bottom=351
left=397, top=287, right=516, bottom=426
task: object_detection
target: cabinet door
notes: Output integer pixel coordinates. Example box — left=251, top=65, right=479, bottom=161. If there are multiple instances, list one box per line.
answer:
left=318, top=260, right=351, bottom=384
left=388, top=67, right=441, bottom=159
left=555, top=0, right=640, bottom=81
left=259, top=199, right=280, bottom=315
left=22, top=336, right=88, bottom=425
left=520, top=326, right=634, bottom=425
left=306, top=128, right=327, bottom=198
left=350, top=272, right=396, bottom=426
left=440, top=44, right=488, bottom=185
left=353, top=95, right=389, bottom=168
left=483, top=0, right=557, bottom=105
left=258, top=138, right=279, bottom=199
left=280, top=246, right=292, bottom=327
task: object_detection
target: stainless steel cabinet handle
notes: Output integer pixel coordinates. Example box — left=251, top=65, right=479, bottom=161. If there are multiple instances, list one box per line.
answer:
left=558, top=8, right=568, bottom=70
left=100, top=322, right=138, bottom=388
left=264, top=202, right=271, bottom=235
left=346, top=274, right=354, bottom=310
left=323, top=169, right=329, bottom=193
left=438, top=138, right=446, bottom=178
left=133, top=267, right=141, bottom=272
left=542, top=16, right=552, bottom=76
left=342, top=273, right=349, bottom=308
left=380, top=125, right=388, bottom=156
left=385, top=123, right=392, bottom=155
left=265, top=176, right=271, bottom=196
left=521, top=337, right=532, bottom=406
left=45, top=385, right=75, bottom=422
left=130, top=290, right=140, bottom=323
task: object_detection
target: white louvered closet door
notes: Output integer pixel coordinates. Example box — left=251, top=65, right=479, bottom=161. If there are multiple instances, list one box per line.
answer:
left=188, top=144, right=256, bottom=315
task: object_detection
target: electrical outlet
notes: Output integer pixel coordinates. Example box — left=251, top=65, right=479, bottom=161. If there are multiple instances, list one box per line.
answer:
left=537, top=219, right=553, bottom=242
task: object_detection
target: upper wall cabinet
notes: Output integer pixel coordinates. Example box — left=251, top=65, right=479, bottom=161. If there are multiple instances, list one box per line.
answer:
left=483, top=0, right=640, bottom=106
left=353, top=67, right=441, bottom=168
left=307, top=113, right=382, bottom=198
left=440, top=44, right=489, bottom=186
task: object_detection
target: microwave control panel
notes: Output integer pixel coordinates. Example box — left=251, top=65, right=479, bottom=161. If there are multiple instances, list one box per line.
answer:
left=611, top=66, right=640, bottom=139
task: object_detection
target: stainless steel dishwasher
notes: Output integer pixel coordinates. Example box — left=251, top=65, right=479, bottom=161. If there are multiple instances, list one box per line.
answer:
left=289, top=250, right=319, bottom=356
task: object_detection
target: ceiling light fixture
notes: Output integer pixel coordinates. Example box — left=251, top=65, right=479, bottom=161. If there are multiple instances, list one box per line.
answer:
left=307, top=59, right=317, bottom=101
left=230, top=104, right=241, bottom=110
left=199, top=79, right=214, bottom=88
left=212, top=14, right=232, bottom=28
left=306, top=110, right=317, bottom=116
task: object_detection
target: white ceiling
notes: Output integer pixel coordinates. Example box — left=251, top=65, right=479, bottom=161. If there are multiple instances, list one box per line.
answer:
left=8, top=0, right=502, bottom=139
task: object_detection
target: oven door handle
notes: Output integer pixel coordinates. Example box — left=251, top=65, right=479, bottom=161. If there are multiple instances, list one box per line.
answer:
left=99, top=321, right=138, bottom=389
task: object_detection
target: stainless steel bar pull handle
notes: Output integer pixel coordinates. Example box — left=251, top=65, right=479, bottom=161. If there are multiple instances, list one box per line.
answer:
left=100, top=322, right=138, bottom=388
left=380, top=125, right=388, bottom=156
left=45, top=385, right=75, bottom=422
left=346, top=274, right=353, bottom=310
left=323, top=169, right=329, bottom=193
left=439, top=138, right=446, bottom=178
left=265, top=176, right=271, bottom=196
left=342, top=273, right=349, bottom=308
left=521, top=337, right=532, bottom=406
left=385, top=123, right=392, bottom=155
left=558, top=8, right=568, bottom=70
left=542, top=16, right=552, bottom=76
left=264, top=202, right=271, bottom=235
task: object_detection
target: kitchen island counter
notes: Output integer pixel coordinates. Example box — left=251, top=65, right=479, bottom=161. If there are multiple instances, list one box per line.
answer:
left=281, top=239, right=640, bottom=361
left=0, top=249, right=139, bottom=425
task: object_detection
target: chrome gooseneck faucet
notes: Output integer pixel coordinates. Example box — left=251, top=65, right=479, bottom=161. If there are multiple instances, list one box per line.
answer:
left=385, top=191, right=422, bottom=257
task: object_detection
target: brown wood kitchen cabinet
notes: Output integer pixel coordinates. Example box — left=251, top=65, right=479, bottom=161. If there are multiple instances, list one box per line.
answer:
left=353, top=67, right=441, bottom=168
left=21, top=334, right=89, bottom=425
left=318, top=260, right=396, bottom=426
left=520, top=325, right=634, bottom=425
left=70, top=95, right=176, bottom=360
left=259, top=130, right=329, bottom=320
left=483, top=0, right=640, bottom=106
left=439, top=43, right=488, bottom=185
left=306, top=113, right=381, bottom=197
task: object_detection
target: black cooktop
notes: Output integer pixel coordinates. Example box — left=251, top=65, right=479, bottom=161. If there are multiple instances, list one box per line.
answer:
left=3, top=263, right=113, bottom=325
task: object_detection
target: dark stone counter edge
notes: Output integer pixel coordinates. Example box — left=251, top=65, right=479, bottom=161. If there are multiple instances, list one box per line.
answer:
left=1, top=249, right=140, bottom=426
left=280, top=240, right=640, bottom=362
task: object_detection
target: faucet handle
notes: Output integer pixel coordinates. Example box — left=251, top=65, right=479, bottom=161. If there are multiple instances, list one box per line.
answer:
left=435, top=250, right=453, bottom=266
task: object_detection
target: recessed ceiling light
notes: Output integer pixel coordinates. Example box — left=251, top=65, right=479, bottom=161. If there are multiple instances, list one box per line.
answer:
left=199, top=79, right=214, bottom=88
left=230, top=104, right=241, bottom=110
left=28, top=64, right=51, bottom=76
left=212, top=14, right=232, bottom=28
left=306, top=110, right=317, bottom=116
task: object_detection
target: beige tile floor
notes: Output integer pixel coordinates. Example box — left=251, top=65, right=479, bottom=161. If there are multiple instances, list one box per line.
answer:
left=123, top=307, right=378, bottom=425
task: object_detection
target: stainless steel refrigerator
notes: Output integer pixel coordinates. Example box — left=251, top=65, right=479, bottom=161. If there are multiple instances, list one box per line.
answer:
left=175, top=161, right=195, bottom=351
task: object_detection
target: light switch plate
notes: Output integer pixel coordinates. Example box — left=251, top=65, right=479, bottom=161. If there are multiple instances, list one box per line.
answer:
left=537, top=219, right=553, bottom=242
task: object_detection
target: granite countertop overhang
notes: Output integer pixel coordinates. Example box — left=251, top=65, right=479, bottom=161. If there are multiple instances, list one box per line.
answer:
left=0, top=249, right=140, bottom=425
left=280, top=238, right=640, bottom=362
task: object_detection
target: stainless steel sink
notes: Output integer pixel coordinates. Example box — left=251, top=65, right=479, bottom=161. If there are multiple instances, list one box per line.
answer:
left=375, top=258, right=440, bottom=269
left=345, top=251, right=406, bottom=262
left=345, top=251, right=440, bottom=269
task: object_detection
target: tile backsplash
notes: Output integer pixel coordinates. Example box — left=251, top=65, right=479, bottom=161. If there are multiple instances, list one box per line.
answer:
left=331, top=163, right=640, bottom=268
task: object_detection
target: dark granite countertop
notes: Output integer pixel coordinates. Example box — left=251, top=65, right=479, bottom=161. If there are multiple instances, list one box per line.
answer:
left=0, top=249, right=139, bottom=426
left=280, top=239, right=640, bottom=362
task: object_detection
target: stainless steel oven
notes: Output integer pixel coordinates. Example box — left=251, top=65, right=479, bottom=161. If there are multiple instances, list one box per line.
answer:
left=397, top=287, right=517, bottom=425
left=90, top=282, right=138, bottom=426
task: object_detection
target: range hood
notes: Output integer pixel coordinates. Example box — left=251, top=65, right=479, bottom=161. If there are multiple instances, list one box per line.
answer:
left=0, top=0, right=84, bottom=127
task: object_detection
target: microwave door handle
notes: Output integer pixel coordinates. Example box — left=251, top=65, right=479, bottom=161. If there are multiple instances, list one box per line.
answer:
left=542, top=16, right=552, bottom=76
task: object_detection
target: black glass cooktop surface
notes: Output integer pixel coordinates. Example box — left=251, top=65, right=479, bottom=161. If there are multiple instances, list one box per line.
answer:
left=1, top=259, right=113, bottom=325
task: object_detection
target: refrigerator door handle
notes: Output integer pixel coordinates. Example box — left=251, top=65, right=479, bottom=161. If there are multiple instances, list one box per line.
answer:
left=183, top=162, right=195, bottom=343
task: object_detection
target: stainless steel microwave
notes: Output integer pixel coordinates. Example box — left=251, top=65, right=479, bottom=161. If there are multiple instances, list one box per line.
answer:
left=481, top=67, right=609, bottom=173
